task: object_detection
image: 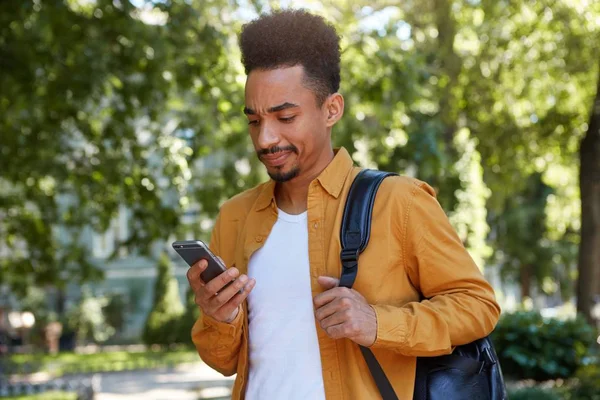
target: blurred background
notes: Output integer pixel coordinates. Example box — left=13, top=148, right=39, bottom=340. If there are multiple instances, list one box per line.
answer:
left=0, top=0, right=599, bottom=399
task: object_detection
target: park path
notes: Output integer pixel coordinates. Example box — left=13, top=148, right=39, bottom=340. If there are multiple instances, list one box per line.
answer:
left=94, top=362, right=234, bottom=400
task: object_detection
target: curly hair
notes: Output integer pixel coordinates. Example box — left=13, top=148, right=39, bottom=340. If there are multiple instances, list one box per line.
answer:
left=239, top=9, right=341, bottom=106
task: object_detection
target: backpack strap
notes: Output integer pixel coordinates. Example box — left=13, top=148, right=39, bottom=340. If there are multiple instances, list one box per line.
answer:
left=339, top=169, right=398, bottom=288
left=339, top=168, right=399, bottom=400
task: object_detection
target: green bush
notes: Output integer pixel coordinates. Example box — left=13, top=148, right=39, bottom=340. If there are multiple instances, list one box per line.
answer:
left=507, top=387, right=562, bottom=400
left=491, top=310, right=597, bottom=381
left=562, top=364, right=600, bottom=400
left=65, top=288, right=115, bottom=343
left=142, top=252, right=184, bottom=345
left=103, top=292, right=127, bottom=333
left=175, top=285, right=200, bottom=345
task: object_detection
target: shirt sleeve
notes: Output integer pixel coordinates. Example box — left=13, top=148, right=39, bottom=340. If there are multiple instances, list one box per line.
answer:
left=190, top=211, right=245, bottom=375
left=370, top=180, right=501, bottom=357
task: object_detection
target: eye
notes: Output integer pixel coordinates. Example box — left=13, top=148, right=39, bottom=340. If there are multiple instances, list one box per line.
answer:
left=248, top=120, right=259, bottom=126
left=279, top=116, right=296, bottom=123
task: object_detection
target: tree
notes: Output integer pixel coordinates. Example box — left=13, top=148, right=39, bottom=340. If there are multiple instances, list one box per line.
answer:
left=452, top=0, right=600, bottom=302
left=142, top=251, right=184, bottom=345
left=0, top=0, right=238, bottom=295
left=328, top=0, right=600, bottom=303
left=577, top=64, right=600, bottom=323
left=314, top=0, right=493, bottom=266
left=491, top=173, right=555, bottom=298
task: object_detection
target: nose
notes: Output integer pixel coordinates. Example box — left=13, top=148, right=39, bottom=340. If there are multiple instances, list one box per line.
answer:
left=257, top=120, right=280, bottom=150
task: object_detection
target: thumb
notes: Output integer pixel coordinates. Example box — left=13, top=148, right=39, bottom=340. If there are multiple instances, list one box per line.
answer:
left=317, top=276, right=339, bottom=290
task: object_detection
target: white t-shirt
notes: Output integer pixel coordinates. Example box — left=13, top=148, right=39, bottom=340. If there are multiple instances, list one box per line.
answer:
left=245, top=208, right=326, bottom=400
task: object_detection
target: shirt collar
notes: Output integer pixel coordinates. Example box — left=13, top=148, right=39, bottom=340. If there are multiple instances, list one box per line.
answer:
left=253, top=147, right=354, bottom=212
left=316, top=147, right=354, bottom=198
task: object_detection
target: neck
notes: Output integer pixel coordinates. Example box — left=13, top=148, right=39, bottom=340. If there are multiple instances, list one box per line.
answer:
left=275, top=147, right=334, bottom=214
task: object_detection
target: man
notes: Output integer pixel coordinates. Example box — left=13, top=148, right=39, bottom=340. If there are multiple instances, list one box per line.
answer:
left=187, top=9, right=500, bottom=400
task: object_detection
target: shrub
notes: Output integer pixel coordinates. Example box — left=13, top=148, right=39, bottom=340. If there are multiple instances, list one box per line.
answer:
left=491, top=310, right=597, bottom=381
left=142, top=252, right=184, bottom=345
left=175, top=285, right=200, bottom=345
left=507, top=386, right=562, bottom=400
left=563, top=363, right=600, bottom=400
left=65, top=288, right=115, bottom=344
left=103, top=293, right=127, bottom=334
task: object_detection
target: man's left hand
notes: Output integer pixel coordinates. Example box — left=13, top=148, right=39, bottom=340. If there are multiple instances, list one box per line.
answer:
left=313, top=276, right=377, bottom=347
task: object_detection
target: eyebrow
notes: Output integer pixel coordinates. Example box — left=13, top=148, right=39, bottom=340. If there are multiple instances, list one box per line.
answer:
left=243, top=102, right=299, bottom=115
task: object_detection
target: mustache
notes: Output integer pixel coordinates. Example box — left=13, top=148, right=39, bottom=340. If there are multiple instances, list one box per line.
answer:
left=257, top=145, right=298, bottom=157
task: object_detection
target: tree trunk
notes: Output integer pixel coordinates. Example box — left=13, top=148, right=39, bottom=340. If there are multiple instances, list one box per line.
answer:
left=520, top=264, right=532, bottom=300
left=56, top=287, right=66, bottom=315
left=435, top=0, right=462, bottom=149
left=577, top=65, right=600, bottom=324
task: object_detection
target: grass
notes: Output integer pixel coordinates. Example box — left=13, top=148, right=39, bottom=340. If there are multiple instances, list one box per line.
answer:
left=2, top=392, right=77, bottom=400
left=5, top=346, right=199, bottom=376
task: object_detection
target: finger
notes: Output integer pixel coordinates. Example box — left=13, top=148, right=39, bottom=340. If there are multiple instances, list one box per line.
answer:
left=317, top=276, right=339, bottom=290
left=313, top=286, right=351, bottom=308
left=204, top=267, right=239, bottom=299
left=186, top=259, right=208, bottom=291
left=325, top=320, right=361, bottom=340
left=315, top=297, right=352, bottom=321
left=323, top=322, right=347, bottom=340
left=215, top=278, right=256, bottom=319
left=319, top=308, right=352, bottom=330
left=210, top=274, right=249, bottom=308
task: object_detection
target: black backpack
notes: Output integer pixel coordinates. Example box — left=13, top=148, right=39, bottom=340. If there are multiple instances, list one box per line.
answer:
left=338, top=169, right=507, bottom=400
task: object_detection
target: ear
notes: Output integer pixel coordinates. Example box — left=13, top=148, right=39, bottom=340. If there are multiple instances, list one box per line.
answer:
left=324, top=93, right=344, bottom=128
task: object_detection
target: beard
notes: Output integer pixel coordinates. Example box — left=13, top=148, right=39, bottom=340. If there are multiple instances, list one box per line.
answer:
left=267, top=166, right=300, bottom=182
left=257, top=145, right=300, bottom=183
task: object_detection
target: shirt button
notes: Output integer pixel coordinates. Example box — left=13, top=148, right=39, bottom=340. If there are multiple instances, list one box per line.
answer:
left=313, top=222, right=319, bottom=229
left=255, top=236, right=263, bottom=243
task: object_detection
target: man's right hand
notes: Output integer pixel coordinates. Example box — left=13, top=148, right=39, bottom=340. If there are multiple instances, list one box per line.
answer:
left=187, top=259, right=256, bottom=323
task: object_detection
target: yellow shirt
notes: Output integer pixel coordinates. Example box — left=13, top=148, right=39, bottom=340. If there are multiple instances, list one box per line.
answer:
left=192, top=147, right=501, bottom=399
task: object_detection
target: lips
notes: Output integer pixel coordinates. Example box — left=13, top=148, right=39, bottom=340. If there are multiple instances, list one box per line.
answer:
left=261, top=151, right=291, bottom=167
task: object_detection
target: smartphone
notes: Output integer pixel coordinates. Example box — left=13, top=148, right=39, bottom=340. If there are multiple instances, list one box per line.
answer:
left=172, top=240, right=228, bottom=284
